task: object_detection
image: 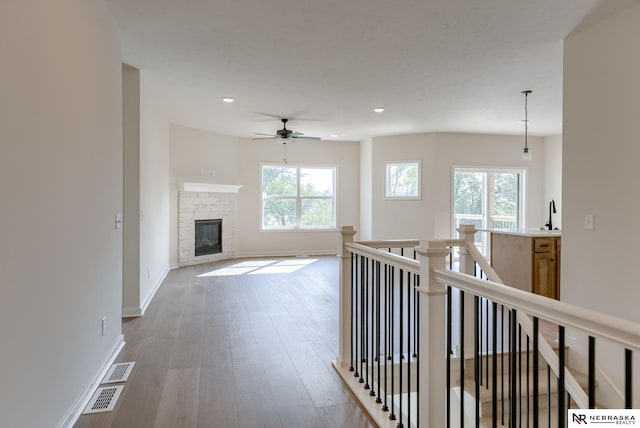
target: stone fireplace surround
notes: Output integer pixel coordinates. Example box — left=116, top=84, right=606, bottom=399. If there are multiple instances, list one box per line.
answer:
left=178, top=183, right=241, bottom=267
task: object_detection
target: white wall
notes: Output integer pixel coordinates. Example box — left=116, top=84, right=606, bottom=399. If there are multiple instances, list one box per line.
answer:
left=168, top=125, right=360, bottom=259
left=371, top=132, right=546, bottom=240
left=122, top=68, right=171, bottom=316
left=169, top=124, right=240, bottom=266
left=359, top=138, right=373, bottom=240
left=122, top=64, right=141, bottom=313
left=139, top=74, right=170, bottom=308
left=563, top=2, right=640, bottom=322
left=0, top=1, right=123, bottom=427
left=543, top=135, right=562, bottom=229
left=563, top=3, right=640, bottom=407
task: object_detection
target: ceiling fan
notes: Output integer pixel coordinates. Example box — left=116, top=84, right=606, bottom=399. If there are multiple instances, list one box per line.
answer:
left=253, top=118, right=321, bottom=143
left=253, top=118, right=322, bottom=163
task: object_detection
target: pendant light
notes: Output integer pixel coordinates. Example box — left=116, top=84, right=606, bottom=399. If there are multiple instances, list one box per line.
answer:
left=520, top=90, right=533, bottom=161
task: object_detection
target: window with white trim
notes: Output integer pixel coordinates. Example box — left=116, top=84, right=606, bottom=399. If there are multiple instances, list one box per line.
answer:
left=385, top=161, right=421, bottom=199
left=261, top=164, right=336, bottom=230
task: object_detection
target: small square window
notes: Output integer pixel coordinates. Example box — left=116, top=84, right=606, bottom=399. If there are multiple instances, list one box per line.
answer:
left=385, top=161, right=421, bottom=199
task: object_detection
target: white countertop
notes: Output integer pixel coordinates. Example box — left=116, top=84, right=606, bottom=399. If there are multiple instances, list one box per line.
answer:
left=480, top=228, right=561, bottom=238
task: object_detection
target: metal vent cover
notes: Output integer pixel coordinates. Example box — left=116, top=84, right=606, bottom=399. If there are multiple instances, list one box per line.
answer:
left=102, top=361, right=135, bottom=384
left=82, top=385, right=123, bottom=414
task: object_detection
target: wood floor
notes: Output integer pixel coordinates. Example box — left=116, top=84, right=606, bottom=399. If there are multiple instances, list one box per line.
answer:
left=75, top=256, right=375, bottom=428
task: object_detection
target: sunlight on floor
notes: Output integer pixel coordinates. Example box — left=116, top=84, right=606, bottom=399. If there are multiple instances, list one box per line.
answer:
left=197, top=258, right=319, bottom=277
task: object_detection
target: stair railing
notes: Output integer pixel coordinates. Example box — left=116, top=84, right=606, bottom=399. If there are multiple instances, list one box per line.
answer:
left=456, top=225, right=589, bottom=409
left=335, top=225, right=640, bottom=428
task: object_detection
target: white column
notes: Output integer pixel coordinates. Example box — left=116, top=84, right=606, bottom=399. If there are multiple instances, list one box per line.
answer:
left=337, top=226, right=357, bottom=369
left=416, top=239, right=450, bottom=428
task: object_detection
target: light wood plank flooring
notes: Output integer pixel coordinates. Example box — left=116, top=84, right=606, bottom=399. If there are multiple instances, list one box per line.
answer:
left=75, top=256, right=375, bottom=428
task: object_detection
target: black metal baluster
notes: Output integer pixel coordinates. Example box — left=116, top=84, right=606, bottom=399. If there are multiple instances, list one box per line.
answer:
left=350, top=253, right=355, bottom=372
left=518, top=324, right=522, bottom=428
left=510, top=309, right=517, bottom=428
left=397, top=269, right=404, bottom=426
left=486, top=298, right=489, bottom=390
left=447, top=286, right=452, bottom=428
left=354, top=255, right=361, bottom=380
left=370, top=258, right=376, bottom=397
left=390, top=266, right=396, bottom=420
left=364, top=257, right=369, bottom=389
left=558, top=326, right=565, bottom=428
left=359, top=256, right=365, bottom=384
left=533, top=317, right=539, bottom=428
left=376, top=261, right=382, bottom=404
left=492, top=301, right=498, bottom=428
left=479, top=296, right=483, bottom=387
left=413, top=274, right=420, bottom=358
left=416, top=275, right=420, bottom=427
left=588, top=336, right=595, bottom=409
left=406, top=271, right=411, bottom=428
left=475, top=295, right=480, bottom=428
left=501, top=305, right=505, bottom=426
left=547, top=364, right=551, bottom=428
left=526, top=334, right=530, bottom=428
left=382, top=264, right=389, bottom=412
left=626, top=348, right=633, bottom=409
left=460, top=290, right=465, bottom=428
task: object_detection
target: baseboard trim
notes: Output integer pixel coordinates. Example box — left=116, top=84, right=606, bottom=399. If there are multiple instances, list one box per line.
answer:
left=233, top=250, right=338, bottom=259
left=140, top=266, right=170, bottom=316
left=58, top=335, right=125, bottom=428
left=122, top=266, right=171, bottom=318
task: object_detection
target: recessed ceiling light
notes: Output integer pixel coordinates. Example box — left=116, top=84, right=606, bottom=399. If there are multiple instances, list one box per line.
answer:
left=222, top=97, right=235, bottom=103
left=374, top=107, right=385, bottom=113
left=331, top=134, right=339, bottom=138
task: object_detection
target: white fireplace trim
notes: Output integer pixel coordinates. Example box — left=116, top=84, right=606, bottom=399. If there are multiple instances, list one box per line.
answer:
left=182, top=182, right=243, bottom=193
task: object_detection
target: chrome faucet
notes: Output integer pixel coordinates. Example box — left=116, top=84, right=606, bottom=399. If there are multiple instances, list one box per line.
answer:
left=545, top=199, right=556, bottom=230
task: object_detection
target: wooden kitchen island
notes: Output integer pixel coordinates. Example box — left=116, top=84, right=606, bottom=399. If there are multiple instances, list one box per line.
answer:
left=485, top=228, right=561, bottom=300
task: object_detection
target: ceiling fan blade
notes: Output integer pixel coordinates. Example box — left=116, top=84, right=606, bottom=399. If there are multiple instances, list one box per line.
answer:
left=254, top=112, right=285, bottom=120
left=292, top=136, right=322, bottom=141
left=291, top=131, right=304, bottom=136
left=252, top=137, right=276, bottom=140
left=254, top=132, right=277, bottom=137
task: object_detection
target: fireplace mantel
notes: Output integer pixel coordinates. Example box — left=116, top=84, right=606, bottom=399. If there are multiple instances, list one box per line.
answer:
left=182, top=182, right=243, bottom=193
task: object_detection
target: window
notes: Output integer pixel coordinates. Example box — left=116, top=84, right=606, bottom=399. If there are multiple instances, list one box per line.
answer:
left=385, top=161, right=421, bottom=199
left=261, top=165, right=336, bottom=230
left=452, top=167, right=524, bottom=254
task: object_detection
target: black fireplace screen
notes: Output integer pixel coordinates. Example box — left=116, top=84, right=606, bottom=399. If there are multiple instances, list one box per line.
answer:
left=195, top=219, right=222, bottom=256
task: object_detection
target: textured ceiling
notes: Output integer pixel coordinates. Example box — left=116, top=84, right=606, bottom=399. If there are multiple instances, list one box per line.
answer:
left=106, top=0, right=617, bottom=141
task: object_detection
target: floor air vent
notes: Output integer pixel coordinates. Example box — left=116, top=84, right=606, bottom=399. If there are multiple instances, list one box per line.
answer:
left=82, top=385, right=123, bottom=414
left=101, top=361, right=135, bottom=384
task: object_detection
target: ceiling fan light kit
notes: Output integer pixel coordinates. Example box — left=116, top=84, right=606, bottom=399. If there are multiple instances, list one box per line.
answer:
left=253, top=118, right=322, bottom=164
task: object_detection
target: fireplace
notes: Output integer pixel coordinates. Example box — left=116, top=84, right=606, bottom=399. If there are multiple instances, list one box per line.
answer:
left=194, top=219, right=222, bottom=256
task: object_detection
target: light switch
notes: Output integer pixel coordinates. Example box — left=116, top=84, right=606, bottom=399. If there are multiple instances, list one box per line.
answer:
left=584, top=214, right=594, bottom=230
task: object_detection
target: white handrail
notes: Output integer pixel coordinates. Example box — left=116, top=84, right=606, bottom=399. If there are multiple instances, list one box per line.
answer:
left=356, top=239, right=420, bottom=249
left=345, top=242, right=420, bottom=274
left=431, top=269, right=640, bottom=353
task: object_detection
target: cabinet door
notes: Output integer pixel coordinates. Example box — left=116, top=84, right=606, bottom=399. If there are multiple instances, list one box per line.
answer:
left=533, top=252, right=557, bottom=299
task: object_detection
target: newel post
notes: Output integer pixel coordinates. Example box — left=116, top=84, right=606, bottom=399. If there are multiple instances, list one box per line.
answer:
left=457, top=224, right=476, bottom=275
left=337, top=226, right=356, bottom=369
left=457, top=224, right=477, bottom=357
left=416, top=239, right=450, bottom=428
